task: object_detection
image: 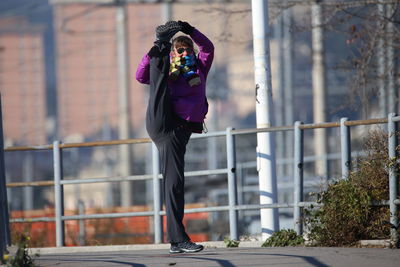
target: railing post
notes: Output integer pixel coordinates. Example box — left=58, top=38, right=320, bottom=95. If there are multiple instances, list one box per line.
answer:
left=340, top=117, right=351, bottom=179
left=0, top=93, right=10, bottom=258
left=152, top=142, right=162, bottom=244
left=388, top=113, right=399, bottom=247
left=78, top=200, right=86, bottom=246
left=53, top=140, right=65, bottom=247
left=226, top=127, right=238, bottom=240
left=293, top=121, right=304, bottom=235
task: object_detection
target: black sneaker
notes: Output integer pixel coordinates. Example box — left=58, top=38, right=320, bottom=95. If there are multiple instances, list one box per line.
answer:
left=156, top=21, right=182, bottom=41
left=169, top=241, right=204, bottom=254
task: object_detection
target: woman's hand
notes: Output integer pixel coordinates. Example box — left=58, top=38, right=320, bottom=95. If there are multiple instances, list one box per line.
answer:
left=178, top=21, right=194, bottom=35
left=156, top=21, right=181, bottom=41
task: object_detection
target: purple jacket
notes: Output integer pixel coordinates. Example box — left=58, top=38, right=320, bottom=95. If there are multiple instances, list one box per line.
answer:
left=136, top=29, right=214, bottom=123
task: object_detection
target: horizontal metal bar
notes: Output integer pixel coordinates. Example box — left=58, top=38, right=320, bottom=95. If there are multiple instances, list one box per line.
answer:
left=232, top=126, right=294, bottom=135
left=10, top=217, right=55, bottom=223
left=235, top=203, right=294, bottom=210
left=5, top=145, right=53, bottom=152
left=300, top=122, right=340, bottom=129
left=344, top=118, right=388, bottom=126
left=190, top=131, right=226, bottom=139
left=299, top=200, right=395, bottom=208
left=62, top=204, right=297, bottom=220
left=60, top=169, right=228, bottom=185
left=298, top=202, right=323, bottom=207
left=183, top=206, right=230, bottom=214
left=61, top=138, right=151, bottom=148
left=6, top=169, right=228, bottom=188
left=300, top=117, right=388, bottom=130
left=6, top=181, right=54, bottom=188
left=50, top=0, right=248, bottom=5
left=63, top=211, right=155, bottom=220
left=185, top=168, right=228, bottom=177
left=60, top=174, right=157, bottom=185
left=50, top=0, right=383, bottom=7
left=298, top=200, right=397, bottom=208
left=4, top=139, right=151, bottom=152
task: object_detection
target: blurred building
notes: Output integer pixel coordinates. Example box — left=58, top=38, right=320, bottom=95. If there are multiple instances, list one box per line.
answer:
left=54, top=3, right=161, bottom=142
left=53, top=2, right=257, bottom=141
left=0, top=2, right=264, bottom=211
left=0, top=17, right=48, bottom=146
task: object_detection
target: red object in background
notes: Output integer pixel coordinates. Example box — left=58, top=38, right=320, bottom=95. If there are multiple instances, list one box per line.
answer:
left=10, top=203, right=210, bottom=247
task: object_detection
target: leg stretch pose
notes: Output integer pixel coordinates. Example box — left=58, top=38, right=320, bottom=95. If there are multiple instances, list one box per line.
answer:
left=136, top=21, right=214, bottom=253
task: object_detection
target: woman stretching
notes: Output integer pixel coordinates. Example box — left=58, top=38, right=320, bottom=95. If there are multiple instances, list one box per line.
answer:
left=136, top=21, right=214, bottom=253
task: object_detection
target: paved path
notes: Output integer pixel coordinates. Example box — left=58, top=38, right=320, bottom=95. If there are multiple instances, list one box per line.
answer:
left=35, top=245, right=399, bottom=267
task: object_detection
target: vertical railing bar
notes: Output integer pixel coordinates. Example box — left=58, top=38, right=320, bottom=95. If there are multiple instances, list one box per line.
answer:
left=152, top=142, right=162, bottom=244
left=226, top=127, right=238, bottom=240
left=53, top=140, right=65, bottom=247
left=78, top=200, right=85, bottom=246
left=293, top=121, right=304, bottom=235
left=340, top=117, right=351, bottom=179
left=388, top=113, right=399, bottom=247
left=0, top=93, right=10, bottom=258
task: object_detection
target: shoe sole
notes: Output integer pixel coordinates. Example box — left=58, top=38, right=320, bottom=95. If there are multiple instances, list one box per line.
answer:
left=169, top=246, right=204, bottom=254
left=169, top=249, right=183, bottom=254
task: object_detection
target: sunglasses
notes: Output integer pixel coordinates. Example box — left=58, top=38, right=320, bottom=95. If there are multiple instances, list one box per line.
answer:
left=176, top=47, right=192, bottom=54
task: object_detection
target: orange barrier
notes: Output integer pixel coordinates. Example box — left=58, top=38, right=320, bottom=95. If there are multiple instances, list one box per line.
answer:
left=10, top=203, right=209, bottom=247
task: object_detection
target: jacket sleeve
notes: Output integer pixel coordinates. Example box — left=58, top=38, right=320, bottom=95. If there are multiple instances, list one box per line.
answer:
left=190, top=28, right=214, bottom=77
left=135, top=53, right=150, bottom=84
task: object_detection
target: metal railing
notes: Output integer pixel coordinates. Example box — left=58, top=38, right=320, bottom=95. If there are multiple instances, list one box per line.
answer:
left=1, top=115, right=399, bottom=248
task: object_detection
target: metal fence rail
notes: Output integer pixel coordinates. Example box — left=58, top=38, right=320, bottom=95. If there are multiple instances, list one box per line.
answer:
left=1, top=115, right=399, bottom=249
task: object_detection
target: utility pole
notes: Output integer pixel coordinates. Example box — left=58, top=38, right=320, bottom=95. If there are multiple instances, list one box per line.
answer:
left=274, top=13, right=285, bottom=177
left=251, top=0, right=279, bottom=240
left=378, top=3, right=387, bottom=117
left=283, top=7, right=294, bottom=177
left=311, top=0, right=328, bottom=177
left=116, top=0, right=133, bottom=207
left=386, top=3, right=396, bottom=114
left=162, top=1, right=172, bottom=23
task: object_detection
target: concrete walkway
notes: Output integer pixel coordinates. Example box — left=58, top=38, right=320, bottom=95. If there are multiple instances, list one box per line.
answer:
left=33, top=242, right=399, bottom=267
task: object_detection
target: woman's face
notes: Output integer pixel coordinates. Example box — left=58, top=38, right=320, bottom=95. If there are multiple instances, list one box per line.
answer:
left=173, top=45, right=193, bottom=57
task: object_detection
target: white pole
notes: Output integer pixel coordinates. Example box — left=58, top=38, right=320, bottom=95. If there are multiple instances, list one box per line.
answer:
left=311, top=1, right=328, bottom=177
left=251, top=0, right=279, bottom=240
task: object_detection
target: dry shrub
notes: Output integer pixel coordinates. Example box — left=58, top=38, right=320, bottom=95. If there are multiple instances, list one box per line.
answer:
left=305, top=130, right=398, bottom=246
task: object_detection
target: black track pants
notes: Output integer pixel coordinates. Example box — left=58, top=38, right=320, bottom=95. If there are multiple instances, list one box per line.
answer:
left=146, top=42, right=191, bottom=243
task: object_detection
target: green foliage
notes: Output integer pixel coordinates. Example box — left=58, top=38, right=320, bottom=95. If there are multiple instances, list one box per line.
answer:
left=305, top=130, right=397, bottom=246
left=261, top=229, right=304, bottom=247
left=2, top=232, right=39, bottom=267
left=224, top=237, right=240, bottom=248
left=305, top=179, right=373, bottom=246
